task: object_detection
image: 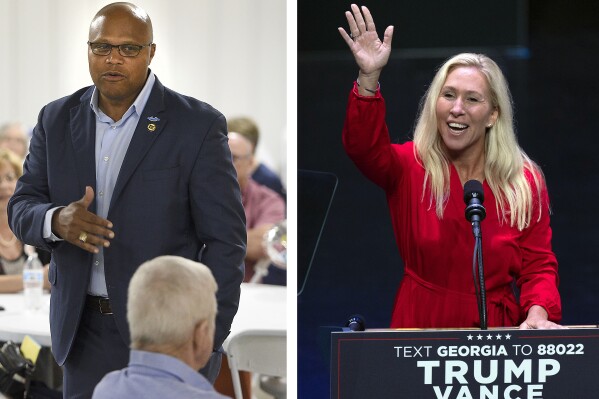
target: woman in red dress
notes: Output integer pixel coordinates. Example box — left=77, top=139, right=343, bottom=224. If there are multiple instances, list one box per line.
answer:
left=338, top=4, right=563, bottom=329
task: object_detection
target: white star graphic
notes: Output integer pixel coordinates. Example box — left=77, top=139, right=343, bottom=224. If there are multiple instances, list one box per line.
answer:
left=467, top=334, right=473, bottom=340
left=487, top=334, right=493, bottom=340
left=496, top=334, right=502, bottom=340
left=505, top=334, right=511, bottom=340
left=477, top=334, right=483, bottom=340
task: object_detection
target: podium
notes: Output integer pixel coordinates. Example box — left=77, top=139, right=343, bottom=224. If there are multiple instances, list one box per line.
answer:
left=331, top=327, right=599, bottom=399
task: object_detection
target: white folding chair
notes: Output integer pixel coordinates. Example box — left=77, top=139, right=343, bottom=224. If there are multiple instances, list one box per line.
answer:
left=226, top=329, right=286, bottom=399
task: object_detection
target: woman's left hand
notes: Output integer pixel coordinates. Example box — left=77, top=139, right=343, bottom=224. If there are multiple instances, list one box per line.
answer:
left=519, top=305, right=566, bottom=329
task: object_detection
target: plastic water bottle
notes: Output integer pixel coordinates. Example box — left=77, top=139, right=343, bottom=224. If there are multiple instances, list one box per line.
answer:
left=22, top=250, right=44, bottom=312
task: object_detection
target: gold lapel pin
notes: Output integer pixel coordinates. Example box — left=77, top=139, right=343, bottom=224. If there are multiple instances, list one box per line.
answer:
left=147, top=123, right=156, bottom=132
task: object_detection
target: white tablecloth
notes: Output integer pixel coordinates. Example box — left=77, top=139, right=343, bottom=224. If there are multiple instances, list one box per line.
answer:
left=0, top=283, right=286, bottom=349
left=0, top=292, right=51, bottom=346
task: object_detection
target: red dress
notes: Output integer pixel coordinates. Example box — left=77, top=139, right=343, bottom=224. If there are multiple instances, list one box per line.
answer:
left=342, top=83, right=561, bottom=328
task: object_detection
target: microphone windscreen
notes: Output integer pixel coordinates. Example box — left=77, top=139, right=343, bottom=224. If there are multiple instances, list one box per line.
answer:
left=345, top=314, right=366, bottom=331
left=463, top=180, right=484, bottom=204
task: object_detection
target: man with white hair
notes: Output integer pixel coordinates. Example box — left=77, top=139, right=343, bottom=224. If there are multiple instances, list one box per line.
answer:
left=92, top=256, right=229, bottom=398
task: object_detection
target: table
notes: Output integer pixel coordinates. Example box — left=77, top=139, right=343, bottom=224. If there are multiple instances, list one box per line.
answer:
left=0, top=284, right=286, bottom=396
left=0, top=283, right=286, bottom=349
left=226, top=283, right=287, bottom=349
left=0, top=293, right=51, bottom=346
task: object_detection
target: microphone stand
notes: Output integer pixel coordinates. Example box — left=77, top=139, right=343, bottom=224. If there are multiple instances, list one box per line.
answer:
left=464, top=180, right=488, bottom=331
left=471, top=219, right=487, bottom=330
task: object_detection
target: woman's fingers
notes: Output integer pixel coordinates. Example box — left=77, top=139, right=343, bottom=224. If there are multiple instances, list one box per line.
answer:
left=345, top=10, right=360, bottom=38
left=338, top=27, right=354, bottom=48
left=351, top=4, right=367, bottom=36
left=361, top=6, right=376, bottom=33
left=383, top=25, right=394, bottom=48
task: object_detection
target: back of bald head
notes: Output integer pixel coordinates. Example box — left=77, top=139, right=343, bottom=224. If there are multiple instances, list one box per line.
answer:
left=90, top=2, right=153, bottom=41
left=228, top=117, right=260, bottom=153
left=228, top=132, right=254, bottom=154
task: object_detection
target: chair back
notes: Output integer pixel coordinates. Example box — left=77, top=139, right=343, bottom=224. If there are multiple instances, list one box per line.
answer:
left=227, top=329, right=286, bottom=399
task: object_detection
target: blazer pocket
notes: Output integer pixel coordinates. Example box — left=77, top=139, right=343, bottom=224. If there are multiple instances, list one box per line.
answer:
left=143, top=166, right=180, bottom=182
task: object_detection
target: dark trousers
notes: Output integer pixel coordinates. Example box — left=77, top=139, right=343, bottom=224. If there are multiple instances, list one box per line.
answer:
left=62, top=306, right=223, bottom=398
left=62, top=307, right=129, bottom=399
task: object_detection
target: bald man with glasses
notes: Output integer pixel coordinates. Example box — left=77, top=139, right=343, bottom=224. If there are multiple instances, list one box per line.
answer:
left=8, top=2, right=246, bottom=398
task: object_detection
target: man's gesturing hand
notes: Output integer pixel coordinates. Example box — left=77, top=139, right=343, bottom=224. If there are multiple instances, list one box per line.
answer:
left=51, top=186, right=114, bottom=253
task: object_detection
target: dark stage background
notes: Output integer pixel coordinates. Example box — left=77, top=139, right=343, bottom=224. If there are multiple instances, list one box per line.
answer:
left=297, top=1, right=599, bottom=397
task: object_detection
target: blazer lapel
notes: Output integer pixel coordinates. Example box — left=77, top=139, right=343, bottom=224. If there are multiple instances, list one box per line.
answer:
left=109, top=78, right=168, bottom=210
left=70, top=88, right=97, bottom=213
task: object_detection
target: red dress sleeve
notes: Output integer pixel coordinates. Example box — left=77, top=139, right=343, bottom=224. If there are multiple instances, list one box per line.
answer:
left=342, top=82, right=406, bottom=191
left=516, top=172, right=562, bottom=322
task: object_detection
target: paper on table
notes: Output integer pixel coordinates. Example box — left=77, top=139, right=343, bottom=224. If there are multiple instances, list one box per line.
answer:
left=20, top=335, right=41, bottom=363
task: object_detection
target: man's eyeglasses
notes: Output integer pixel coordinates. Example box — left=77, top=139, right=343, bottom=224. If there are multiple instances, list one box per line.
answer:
left=87, top=42, right=153, bottom=57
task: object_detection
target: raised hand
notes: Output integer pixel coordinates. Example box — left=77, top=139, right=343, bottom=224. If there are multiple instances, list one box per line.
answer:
left=51, top=186, right=114, bottom=253
left=338, top=4, right=394, bottom=90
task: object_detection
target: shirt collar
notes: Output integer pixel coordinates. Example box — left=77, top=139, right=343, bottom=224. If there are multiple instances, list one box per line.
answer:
left=129, top=349, right=207, bottom=387
left=89, top=70, right=156, bottom=122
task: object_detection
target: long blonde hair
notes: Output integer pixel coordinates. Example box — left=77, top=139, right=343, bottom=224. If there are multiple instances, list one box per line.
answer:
left=412, top=53, right=544, bottom=230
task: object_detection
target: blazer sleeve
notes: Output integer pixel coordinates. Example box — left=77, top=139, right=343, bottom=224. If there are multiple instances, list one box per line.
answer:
left=190, top=113, right=247, bottom=348
left=8, top=105, right=58, bottom=252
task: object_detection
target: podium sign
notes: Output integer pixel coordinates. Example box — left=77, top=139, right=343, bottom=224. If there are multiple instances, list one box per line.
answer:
left=331, top=328, right=599, bottom=399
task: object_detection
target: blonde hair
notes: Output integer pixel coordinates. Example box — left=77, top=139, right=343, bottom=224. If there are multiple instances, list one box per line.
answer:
left=412, top=53, right=544, bottom=230
left=127, top=256, right=218, bottom=350
left=0, top=148, right=23, bottom=177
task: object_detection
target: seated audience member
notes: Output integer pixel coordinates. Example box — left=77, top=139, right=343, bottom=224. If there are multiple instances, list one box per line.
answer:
left=215, top=133, right=285, bottom=397
left=92, top=256, right=229, bottom=399
left=0, top=122, right=29, bottom=161
left=227, top=117, right=286, bottom=199
left=0, top=148, right=50, bottom=292
left=228, top=132, right=286, bottom=284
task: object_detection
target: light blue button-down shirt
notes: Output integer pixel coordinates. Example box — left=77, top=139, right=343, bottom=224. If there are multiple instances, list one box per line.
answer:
left=92, top=350, right=228, bottom=399
left=43, top=72, right=156, bottom=296
left=86, top=72, right=156, bottom=296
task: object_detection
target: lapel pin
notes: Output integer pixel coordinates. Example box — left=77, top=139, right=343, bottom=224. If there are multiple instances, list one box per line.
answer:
left=147, top=116, right=160, bottom=122
left=147, top=123, right=156, bottom=132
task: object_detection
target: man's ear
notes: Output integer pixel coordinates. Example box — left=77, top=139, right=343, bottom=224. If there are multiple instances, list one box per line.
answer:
left=148, top=43, right=156, bottom=65
left=193, top=320, right=209, bottom=348
left=192, top=320, right=214, bottom=369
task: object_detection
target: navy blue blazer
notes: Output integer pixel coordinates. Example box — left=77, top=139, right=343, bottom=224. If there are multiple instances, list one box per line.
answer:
left=8, top=77, right=246, bottom=365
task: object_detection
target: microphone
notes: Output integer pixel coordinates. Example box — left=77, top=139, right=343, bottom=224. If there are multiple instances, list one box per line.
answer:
left=463, top=180, right=486, bottom=223
left=463, top=179, right=488, bottom=329
left=345, top=314, right=366, bottom=331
